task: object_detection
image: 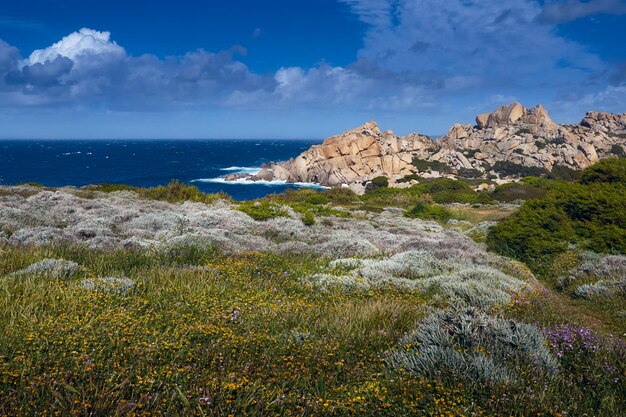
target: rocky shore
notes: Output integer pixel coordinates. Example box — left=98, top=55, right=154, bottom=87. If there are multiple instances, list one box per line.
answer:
left=225, top=103, right=626, bottom=193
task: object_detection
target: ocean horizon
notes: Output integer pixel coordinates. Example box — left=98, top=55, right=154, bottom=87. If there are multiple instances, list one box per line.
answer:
left=0, top=139, right=324, bottom=200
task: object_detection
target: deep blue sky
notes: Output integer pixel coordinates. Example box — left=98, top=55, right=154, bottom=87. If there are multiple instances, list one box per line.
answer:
left=0, top=0, right=625, bottom=138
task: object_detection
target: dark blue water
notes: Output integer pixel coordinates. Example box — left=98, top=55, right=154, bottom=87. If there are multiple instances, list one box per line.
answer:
left=0, top=140, right=321, bottom=200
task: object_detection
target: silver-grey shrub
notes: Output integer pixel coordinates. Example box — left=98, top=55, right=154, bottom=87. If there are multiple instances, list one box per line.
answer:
left=387, top=308, right=558, bottom=385
left=562, top=252, right=626, bottom=298
left=81, top=277, right=137, bottom=296
left=11, top=258, right=79, bottom=280
left=574, top=280, right=626, bottom=299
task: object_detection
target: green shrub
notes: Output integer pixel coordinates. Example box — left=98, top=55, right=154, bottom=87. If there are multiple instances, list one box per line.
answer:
left=492, top=161, right=549, bottom=178
left=488, top=159, right=626, bottom=272
left=610, top=144, right=625, bottom=156
left=85, top=183, right=139, bottom=193
left=457, top=167, right=482, bottom=178
left=365, top=176, right=389, bottom=192
left=237, top=201, right=290, bottom=221
left=406, top=202, right=452, bottom=222
left=84, top=181, right=231, bottom=204
left=547, top=165, right=583, bottom=181
left=412, top=157, right=453, bottom=173
left=301, top=211, right=316, bottom=226
left=304, top=193, right=330, bottom=205
left=322, top=188, right=359, bottom=205
left=139, top=180, right=230, bottom=204
left=580, top=158, right=626, bottom=184
left=396, top=174, right=422, bottom=183
left=491, top=182, right=548, bottom=202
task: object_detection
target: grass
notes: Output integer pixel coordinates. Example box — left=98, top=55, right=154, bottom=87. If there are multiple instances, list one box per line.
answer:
left=0, top=245, right=438, bottom=416
left=1, top=244, right=624, bottom=416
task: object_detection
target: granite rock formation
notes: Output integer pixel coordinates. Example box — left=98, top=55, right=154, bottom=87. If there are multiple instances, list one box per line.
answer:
left=226, top=103, right=626, bottom=194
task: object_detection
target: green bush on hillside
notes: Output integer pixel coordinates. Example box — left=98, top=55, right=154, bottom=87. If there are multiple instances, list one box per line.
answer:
left=365, top=176, right=389, bottom=192
left=580, top=158, right=626, bottom=184
left=492, top=161, right=549, bottom=178
left=237, top=201, right=290, bottom=221
left=488, top=159, right=626, bottom=272
left=412, top=157, right=453, bottom=173
left=406, top=201, right=452, bottom=222
left=85, top=180, right=231, bottom=204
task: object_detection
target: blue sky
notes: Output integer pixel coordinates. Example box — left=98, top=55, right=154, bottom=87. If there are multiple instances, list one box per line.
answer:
left=0, top=0, right=625, bottom=139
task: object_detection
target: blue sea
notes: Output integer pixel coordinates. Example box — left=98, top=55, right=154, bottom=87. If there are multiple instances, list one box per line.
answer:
left=0, top=140, right=323, bottom=200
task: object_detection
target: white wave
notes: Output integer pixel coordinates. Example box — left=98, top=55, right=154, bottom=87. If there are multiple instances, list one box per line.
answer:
left=192, top=177, right=329, bottom=189
left=220, top=166, right=261, bottom=175
left=61, top=151, right=82, bottom=156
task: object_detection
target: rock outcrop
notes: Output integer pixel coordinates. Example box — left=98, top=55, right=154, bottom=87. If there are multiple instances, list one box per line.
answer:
left=226, top=103, right=626, bottom=194
left=436, top=103, right=624, bottom=173
left=269, top=122, right=433, bottom=193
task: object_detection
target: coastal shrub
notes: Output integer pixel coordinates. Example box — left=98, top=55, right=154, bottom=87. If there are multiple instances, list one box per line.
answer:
left=237, top=201, right=290, bottom=221
left=457, top=167, right=483, bottom=178
left=492, top=161, right=549, bottom=178
left=560, top=253, right=626, bottom=299
left=85, top=183, right=139, bottom=193
left=365, top=176, right=389, bottom=192
left=11, top=258, right=79, bottom=280
left=321, top=187, right=359, bottom=205
left=304, top=192, right=329, bottom=205
left=81, top=276, right=137, bottom=296
left=387, top=308, right=558, bottom=385
left=318, top=251, right=529, bottom=309
left=412, top=157, right=453, bottom=173
left=406, top=202, right=452, bottom=222
left=491, top=182, right=548, bottom=202
left=396, top=173, right=422, bottom=183
left=301, top=211, right=316, bottom=226
left=561, top=252, right=626, bottom=286
left=413, top=178, right=493, bottom=204
left=489, top=159, right=626, bottom=272
left=573, top=281, right=623, bottom=299
left=547, top=165, right=583, bottom=181
left=610, top=144, right=625, bottom=156
left=8, top=226, right=70, bottom=246
left=140, top=180, right=231, bottom=204
left=464, top=221, right=498, bottom=243
left=580, top=158, right=626, bottom=184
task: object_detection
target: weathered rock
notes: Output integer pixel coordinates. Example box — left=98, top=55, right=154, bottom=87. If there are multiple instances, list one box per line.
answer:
left=225, top=103, right=625, bottom=194
left=484, top=102, right=526, bottom=128
left=266, top=122, right=434, bottom=193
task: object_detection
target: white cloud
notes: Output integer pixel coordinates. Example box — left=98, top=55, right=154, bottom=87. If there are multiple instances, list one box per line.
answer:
left=27, top=28, right=125, bottom=66
left=538, top=0, right=626, bottom=23
left=342, top=0, right=602, bottom=81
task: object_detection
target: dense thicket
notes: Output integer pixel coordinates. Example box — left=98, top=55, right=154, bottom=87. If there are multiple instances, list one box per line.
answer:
left=488, top=159, right=626, bottom=272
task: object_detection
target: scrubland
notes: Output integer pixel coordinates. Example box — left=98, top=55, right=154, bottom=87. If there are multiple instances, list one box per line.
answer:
left=1, top=160, right=625, bottom=416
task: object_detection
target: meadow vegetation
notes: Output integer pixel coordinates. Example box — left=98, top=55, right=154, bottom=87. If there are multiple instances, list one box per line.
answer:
left=1, top=159, right=625, bottom=416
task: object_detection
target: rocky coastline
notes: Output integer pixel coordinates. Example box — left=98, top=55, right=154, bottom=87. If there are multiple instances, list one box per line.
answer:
left=225, top=103, right=626, bottom=194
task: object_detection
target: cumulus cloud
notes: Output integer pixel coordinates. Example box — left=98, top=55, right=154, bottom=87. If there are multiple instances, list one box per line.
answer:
left=538, top=0, right=626, bottom=24
left=0, top=5, right=623, bottom=126
left=27, top=28, right=125, bottom=66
